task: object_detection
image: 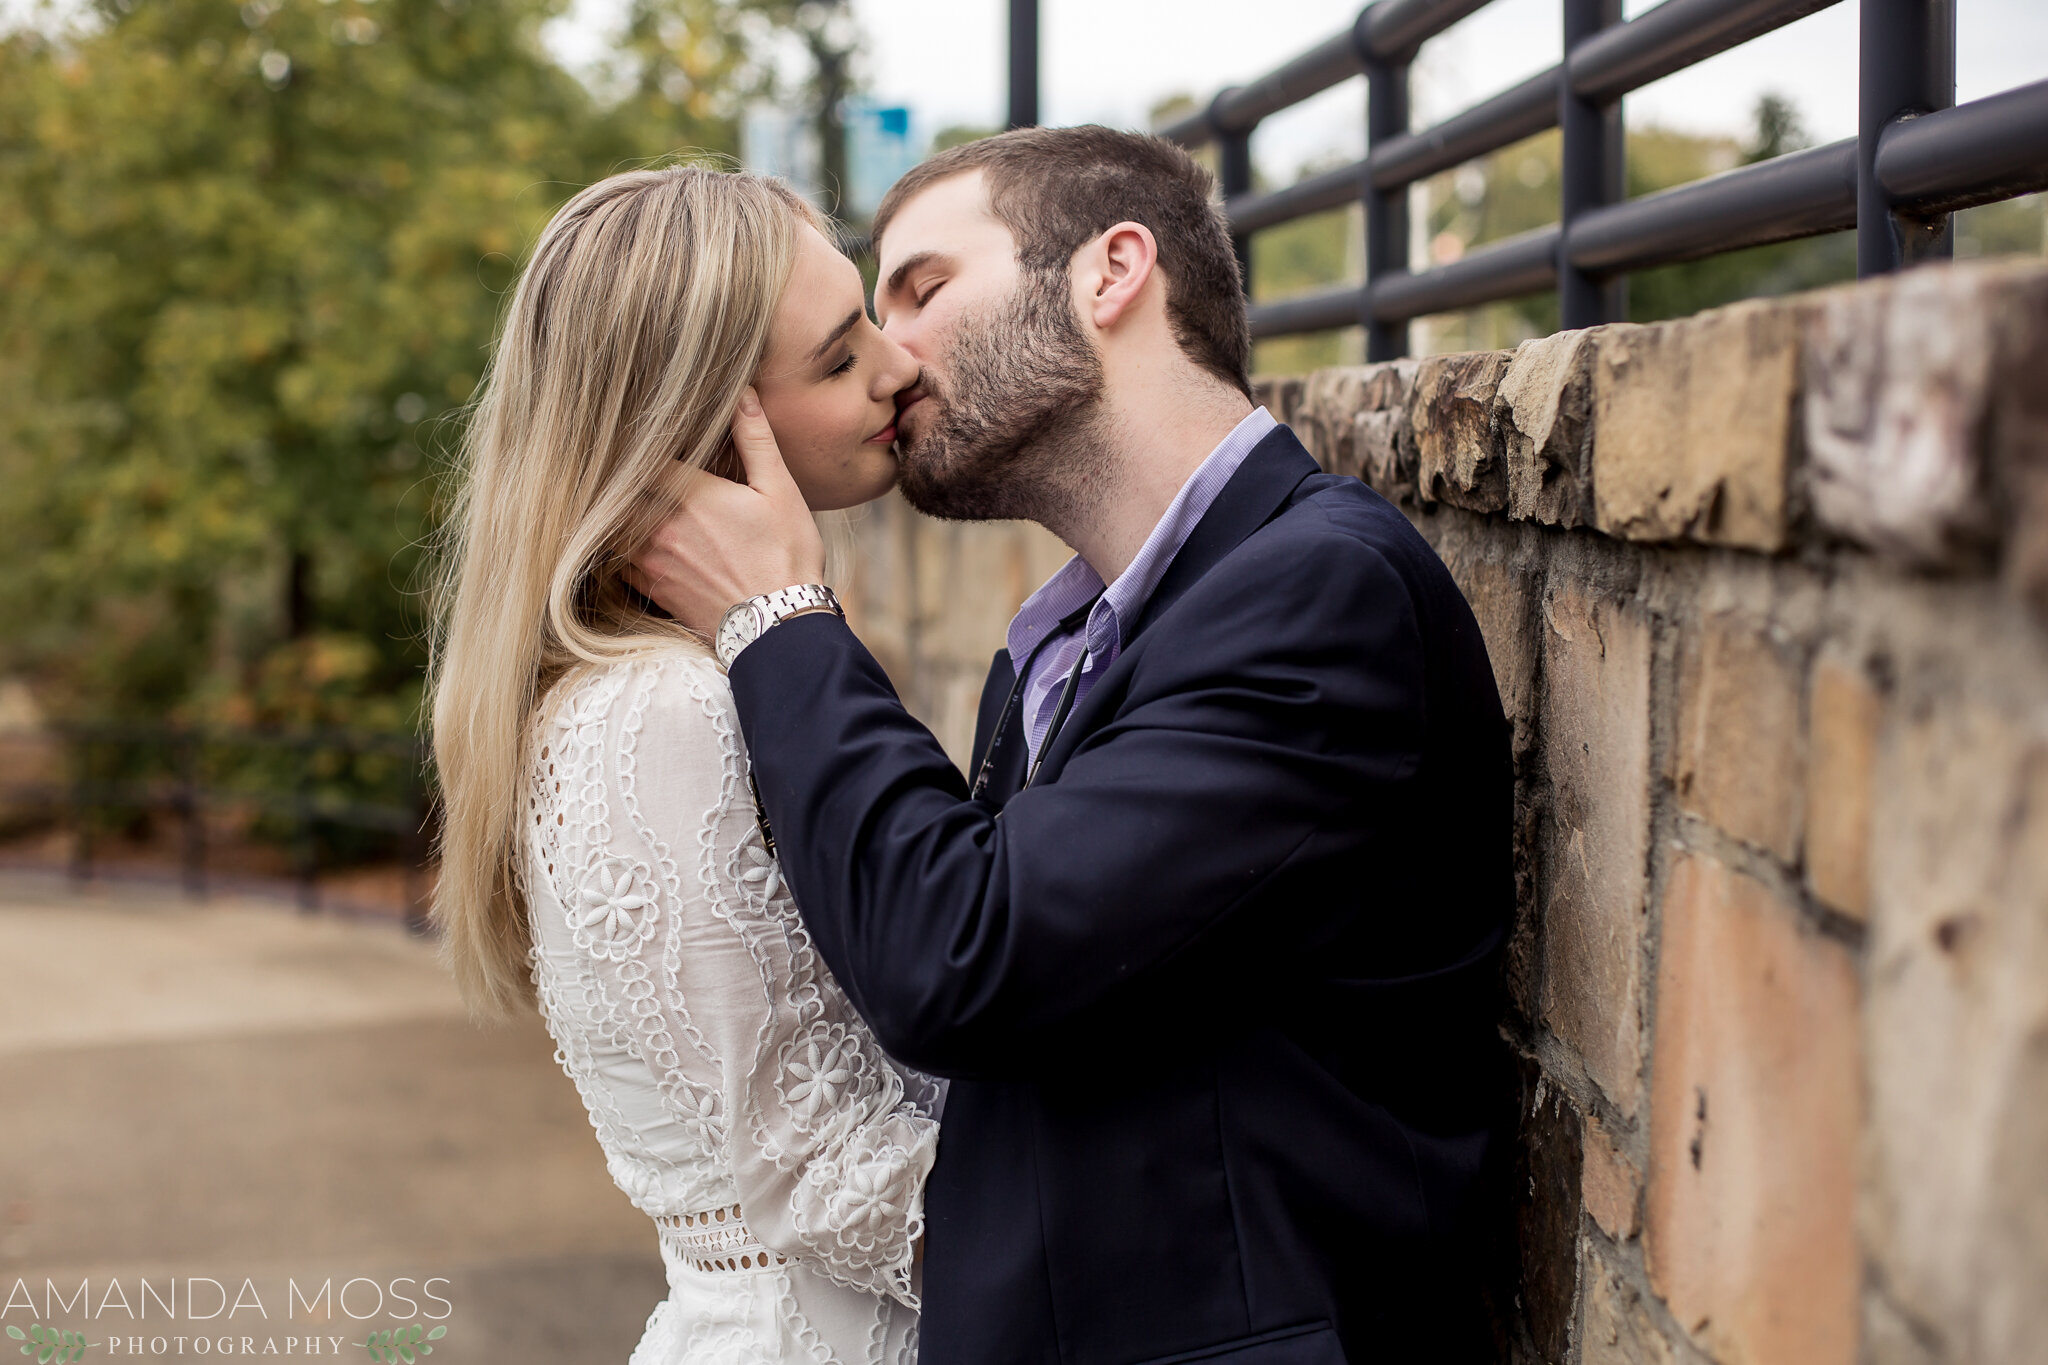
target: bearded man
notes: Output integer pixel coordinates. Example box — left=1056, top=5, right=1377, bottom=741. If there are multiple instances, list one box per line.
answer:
left=634, top=126, right=1517, bottom=1365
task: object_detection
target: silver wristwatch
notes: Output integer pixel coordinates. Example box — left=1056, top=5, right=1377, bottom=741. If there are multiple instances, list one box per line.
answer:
left=713, top=584, right=843, bottom=671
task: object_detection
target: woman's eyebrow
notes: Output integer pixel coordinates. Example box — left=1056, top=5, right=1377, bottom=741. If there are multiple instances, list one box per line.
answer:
left=806, top=309, right=863, bottom=365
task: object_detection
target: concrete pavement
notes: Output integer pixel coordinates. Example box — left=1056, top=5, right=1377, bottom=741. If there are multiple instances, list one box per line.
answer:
left=0, top=873, right=669, bottom=1363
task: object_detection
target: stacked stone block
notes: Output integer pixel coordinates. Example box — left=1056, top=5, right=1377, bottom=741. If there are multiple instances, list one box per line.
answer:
left=1264, top=258, right=2048, bottom=1365
left=841, top=258, right=2048, bottom=1365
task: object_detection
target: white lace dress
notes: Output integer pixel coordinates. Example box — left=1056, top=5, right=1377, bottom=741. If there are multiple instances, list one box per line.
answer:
left=522, top=646, right=943, bottom=1365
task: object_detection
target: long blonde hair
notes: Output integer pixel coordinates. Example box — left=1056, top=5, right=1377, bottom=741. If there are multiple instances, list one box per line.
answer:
left=429, top=165, right=822, bottom=1020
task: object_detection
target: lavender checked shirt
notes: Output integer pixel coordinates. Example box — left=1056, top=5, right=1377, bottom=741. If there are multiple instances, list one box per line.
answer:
left=1005, top=406, right=1279, bottom=769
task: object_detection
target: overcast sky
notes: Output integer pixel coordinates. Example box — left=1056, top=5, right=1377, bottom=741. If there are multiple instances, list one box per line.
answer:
left=548, top=0, right=2045, bottom=180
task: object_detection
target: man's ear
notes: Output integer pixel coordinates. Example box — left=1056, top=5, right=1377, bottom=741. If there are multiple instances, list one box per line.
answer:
left=1076, top=221, right=1158, bottom=331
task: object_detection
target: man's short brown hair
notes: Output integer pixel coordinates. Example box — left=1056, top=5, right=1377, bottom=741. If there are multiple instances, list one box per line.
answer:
left=872, top=126, right=1251, bottom=398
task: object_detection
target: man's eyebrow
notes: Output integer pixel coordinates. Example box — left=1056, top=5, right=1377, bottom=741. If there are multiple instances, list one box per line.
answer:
left=881, top=250, right=949, bottom=302
left=806, top=308, right=863, bottom=365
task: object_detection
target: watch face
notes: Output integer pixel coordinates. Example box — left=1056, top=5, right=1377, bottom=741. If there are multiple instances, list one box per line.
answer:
left=735, top=604, right=764, bottom=645
left=717, top=601, right=764, bottom=667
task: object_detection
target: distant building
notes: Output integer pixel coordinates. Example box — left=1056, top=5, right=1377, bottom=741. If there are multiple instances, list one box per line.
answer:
left=742, top=105, right=821, bottom=199
left=842, top=100, right=919, bottom=223
left=742, top=99, right=921, bottom=225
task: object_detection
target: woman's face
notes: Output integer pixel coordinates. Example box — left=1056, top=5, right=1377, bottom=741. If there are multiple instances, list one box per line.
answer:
left=753, top=224, right=919, bottom=511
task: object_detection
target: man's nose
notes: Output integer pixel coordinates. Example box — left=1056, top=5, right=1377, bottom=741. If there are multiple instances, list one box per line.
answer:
left=873, top=327, right=921, bottom=397
left=879, top=309, right=920, bottom=355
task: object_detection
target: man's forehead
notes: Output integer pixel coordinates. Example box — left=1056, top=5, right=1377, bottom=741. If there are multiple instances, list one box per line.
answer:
left=877, top=169, right=1010, bottom=270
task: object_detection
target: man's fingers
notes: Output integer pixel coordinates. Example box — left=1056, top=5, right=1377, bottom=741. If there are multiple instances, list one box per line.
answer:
left=730, top=387, right=799, bottom=494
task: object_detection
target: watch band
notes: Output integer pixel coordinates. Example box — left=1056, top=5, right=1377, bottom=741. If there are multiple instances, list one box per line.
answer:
left=714, top=583, right=842, bottom=671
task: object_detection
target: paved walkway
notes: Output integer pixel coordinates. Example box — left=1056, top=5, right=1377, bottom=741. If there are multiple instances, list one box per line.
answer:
left=0, top=873, right=668, bottom=1363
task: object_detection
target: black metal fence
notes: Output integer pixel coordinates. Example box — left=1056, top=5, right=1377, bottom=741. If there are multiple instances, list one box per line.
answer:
left=1159, top=0, right=2048, bottom=360
left=3, top=723, right=433, bottom=926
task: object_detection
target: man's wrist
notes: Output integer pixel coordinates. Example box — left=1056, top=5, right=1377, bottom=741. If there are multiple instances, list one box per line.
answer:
left=714, top=584, right=842, bottom=670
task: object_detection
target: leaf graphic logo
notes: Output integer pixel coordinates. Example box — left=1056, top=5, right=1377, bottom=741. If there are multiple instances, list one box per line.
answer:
left=5, top=1324, right=97, bottom=1363
left=357, top=1323, right=448, bottom=1362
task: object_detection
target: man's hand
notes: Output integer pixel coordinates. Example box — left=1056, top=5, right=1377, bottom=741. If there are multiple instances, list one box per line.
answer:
left=629, top=388, right=827, bottom=636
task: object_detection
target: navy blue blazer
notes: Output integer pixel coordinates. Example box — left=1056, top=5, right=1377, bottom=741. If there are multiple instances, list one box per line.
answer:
left=727, top=426, right=1515, bottom=1365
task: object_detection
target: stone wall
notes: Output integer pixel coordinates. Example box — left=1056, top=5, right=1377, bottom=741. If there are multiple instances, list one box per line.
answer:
left=835, top=491, right=1072, bottom=764
left=836, top=258, right=2048, bottom=1365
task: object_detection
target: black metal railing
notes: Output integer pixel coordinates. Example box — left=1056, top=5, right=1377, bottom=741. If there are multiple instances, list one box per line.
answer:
left=1, top=723, right=434, bottom=925
left=1158, top=0, right=2048, bottom=360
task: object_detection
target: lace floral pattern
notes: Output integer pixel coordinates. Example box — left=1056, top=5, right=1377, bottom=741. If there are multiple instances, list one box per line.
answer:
left=525, top=648, right=937, bottom=1365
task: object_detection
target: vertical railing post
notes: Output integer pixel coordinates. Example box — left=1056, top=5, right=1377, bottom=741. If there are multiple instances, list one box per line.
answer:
left=1362, top=51, right=1411, bottom=361
left=1858, top=0, right=1956, bottom=274
left=176, top=729, right=206, bottom=899
left=1217, top=116, right=1255, bottom=298
left=294, top=734, right=319, bottom=912
left=67, top=725, right=95, bottom=888
left=1007, top=0, right=1039, bottom=130
left=1559, top=0, right=1625, bottom=329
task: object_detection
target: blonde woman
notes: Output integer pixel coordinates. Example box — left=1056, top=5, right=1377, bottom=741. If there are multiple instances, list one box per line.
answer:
left=429, top=166, right=937, bottom=1365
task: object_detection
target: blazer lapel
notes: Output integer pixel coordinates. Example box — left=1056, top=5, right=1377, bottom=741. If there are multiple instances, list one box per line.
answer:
left=1032, top=427, right=1323, bottom=785
left=1129, top=426, right=1321, bottom=643
left=972, top=587, right=1108, bottom=806
left=968, top=649, right=1026, bottom=803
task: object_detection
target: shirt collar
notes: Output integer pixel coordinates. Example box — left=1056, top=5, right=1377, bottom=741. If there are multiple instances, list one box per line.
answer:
left=1004, top=406, right=1278, bottom=665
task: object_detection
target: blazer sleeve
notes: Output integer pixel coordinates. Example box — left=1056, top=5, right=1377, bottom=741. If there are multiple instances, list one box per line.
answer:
left=728, top=520, right=1427, bottom=1077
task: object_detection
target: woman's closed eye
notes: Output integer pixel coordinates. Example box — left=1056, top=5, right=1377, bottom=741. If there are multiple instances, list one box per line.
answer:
left=828, top=350, right=859, bottom=377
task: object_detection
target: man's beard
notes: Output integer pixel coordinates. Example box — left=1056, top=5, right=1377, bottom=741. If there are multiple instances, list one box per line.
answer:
left=894, top=267, right=1111, bottom=528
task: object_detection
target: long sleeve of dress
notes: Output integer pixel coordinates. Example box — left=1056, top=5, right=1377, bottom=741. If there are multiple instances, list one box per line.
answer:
left=528, top=652, right=940, bottom=1308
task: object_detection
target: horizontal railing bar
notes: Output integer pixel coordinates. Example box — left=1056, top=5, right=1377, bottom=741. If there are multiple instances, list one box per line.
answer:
left=1155, top=108, right=1217, bottom=148
left=1228, top=162, right=1365, bottom=233
left=1359, top=0, right=1496, bottom=63
left=1248, top=285, right=1367, bottom=338
left=1250, top=228, right=1563, bottom=336
left=1226, top=66, right=1559, bottom=236
left=1875, top=78, right=2048, bottom=215
left=1371, top=67, right=1560, bottom=190
left=1567, top=137, right=1857, bottom=274
left=60, top=724, right=421, bottom=754
left=1161, top=0, right=1494, bottom=146
left=1228, top=74, right=1558, bottom=238
left=1204, top=33, right=1367, bottom=141
left=53, top=777, right=419, bottom=824
left=1197, top=0, right=1854, bottom=234
left=1370, top=227, right=1560, bottom=321
left=1570, top=0, right=1842, bottom=105
left=1171, top=0, right=1839, bottom=151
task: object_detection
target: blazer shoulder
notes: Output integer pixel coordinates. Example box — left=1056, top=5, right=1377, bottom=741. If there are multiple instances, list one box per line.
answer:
left=1279, top=477, right=1468, bottom=597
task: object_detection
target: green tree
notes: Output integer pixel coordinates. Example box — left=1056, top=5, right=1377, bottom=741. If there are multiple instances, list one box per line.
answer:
left=0, top=0, right=779, bottom=737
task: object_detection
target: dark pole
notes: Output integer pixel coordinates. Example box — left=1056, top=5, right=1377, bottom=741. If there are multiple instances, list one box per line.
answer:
left=811, top=30, right=852, bottom=220
left=1858, top=0, right=1956, bottom=274
left=1363, top=56, right=1411, bottom=362
left=177, top=730, right=206, bottom=899
left=1008, top=0, right=1039, bottom=129
left=1559, top=0, right=1625, bottom=329
left=1219, top=127, right=1255, bottom=296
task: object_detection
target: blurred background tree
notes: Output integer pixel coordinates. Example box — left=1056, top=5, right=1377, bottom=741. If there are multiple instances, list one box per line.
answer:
left=0, top=0, right=794, bottom=741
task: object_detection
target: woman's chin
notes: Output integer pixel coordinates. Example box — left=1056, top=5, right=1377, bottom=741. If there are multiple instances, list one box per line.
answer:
left=805, top=453, right=900, bottom=512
